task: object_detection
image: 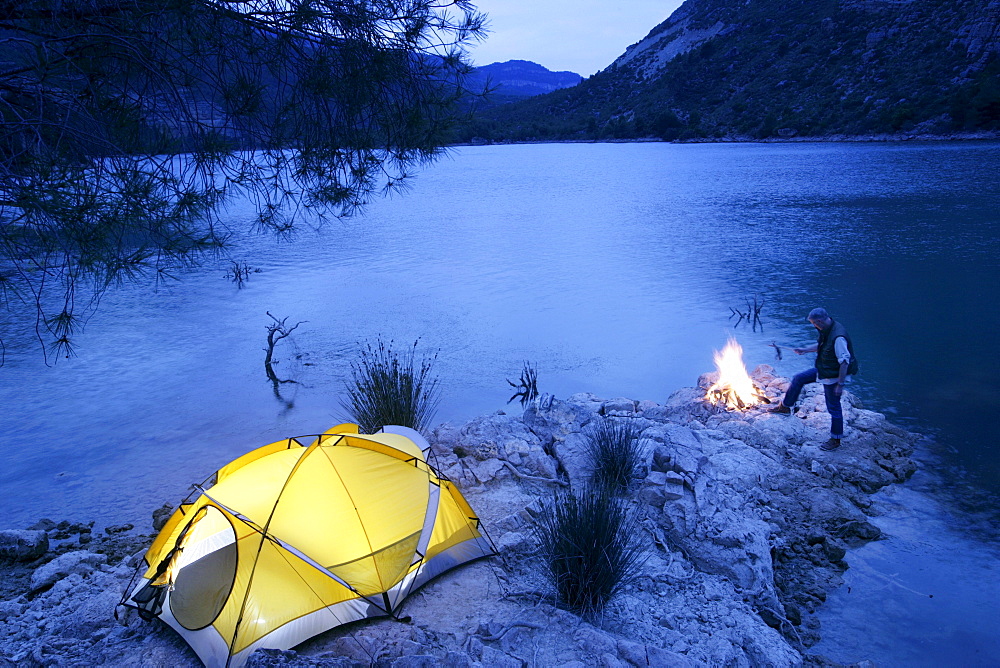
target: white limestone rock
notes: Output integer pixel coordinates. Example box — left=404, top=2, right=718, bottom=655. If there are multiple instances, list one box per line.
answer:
left=0, top=530, right=49, bottom=562
left=30, top=551, right=107, bottom=592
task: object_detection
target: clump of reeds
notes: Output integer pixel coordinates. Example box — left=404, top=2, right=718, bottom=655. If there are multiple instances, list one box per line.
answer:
left=585, top=417, right=645, bottom=492
left=342, top=338, right=440, bottom=433
left=533, top=485, right=647, bottom=616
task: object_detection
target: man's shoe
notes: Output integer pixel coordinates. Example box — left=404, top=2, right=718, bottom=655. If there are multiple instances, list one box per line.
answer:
left=767, top=404, right=791, bottom=414
left=820, top=438, right=842, bottom=451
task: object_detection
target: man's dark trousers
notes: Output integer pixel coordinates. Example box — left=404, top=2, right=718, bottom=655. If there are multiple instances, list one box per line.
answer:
left=782, top=369, right=844, bottom=437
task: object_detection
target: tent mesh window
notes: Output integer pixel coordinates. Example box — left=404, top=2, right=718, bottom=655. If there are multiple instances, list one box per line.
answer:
left=169, top=506, right=239, bottom=630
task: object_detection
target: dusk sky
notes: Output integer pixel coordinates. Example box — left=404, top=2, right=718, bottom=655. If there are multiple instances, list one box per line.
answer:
left=468, top=0, right=686, bottom=76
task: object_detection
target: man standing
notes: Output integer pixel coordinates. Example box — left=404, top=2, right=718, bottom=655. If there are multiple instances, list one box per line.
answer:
left=768, top=307, right=859, bottom=451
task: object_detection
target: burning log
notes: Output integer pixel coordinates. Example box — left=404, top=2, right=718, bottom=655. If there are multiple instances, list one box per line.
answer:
left=704, top=338, right=770, bottom=410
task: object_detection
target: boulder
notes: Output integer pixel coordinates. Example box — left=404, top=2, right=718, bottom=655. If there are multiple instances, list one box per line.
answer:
left=550, top=432, right=593, bottom=486
left=523, top=398, right=595, bottom=444
left=663, top=472, right=685, bottom=501
left=103, top=524, right=133, bottom=535
left=0, top=530, right=49, bottom=562
left=645, top=644, right=698, bottom=667
left=520, top=449, right=560, bottom=479
left=151, top=504, right=174, bottom=532
left=390, top=656, right=438, bottom=668
left=30, top=551, right=107, bottom=592
left=0, top=599, right=27, bottom=622
left=469, top=458, right=504, bottom=485
left=479, top=645, right=521, bottom=668
left=574, top=625, right=618, bottom=655
left=602, top=398, right=638, bottom=416
left=442, top=651, right=473, bottom=668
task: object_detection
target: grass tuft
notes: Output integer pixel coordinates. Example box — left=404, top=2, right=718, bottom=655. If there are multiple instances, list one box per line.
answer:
left=533, top=484, right=647, bottom=616
left=585, top=417, right=645, bottom=492
left=342, top=337, right=440, bottom=433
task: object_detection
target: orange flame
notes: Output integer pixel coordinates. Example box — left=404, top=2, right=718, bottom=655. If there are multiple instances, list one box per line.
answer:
left=705, top=338, right=765, bottom=410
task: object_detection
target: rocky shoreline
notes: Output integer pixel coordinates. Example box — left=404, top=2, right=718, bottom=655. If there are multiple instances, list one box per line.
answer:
left=0, top=366, right=919, bottom=667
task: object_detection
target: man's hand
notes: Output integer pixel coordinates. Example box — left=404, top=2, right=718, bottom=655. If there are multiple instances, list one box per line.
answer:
left=793, top=348, right=805, bottom=355
left=834, top=383, right=844, bottom=398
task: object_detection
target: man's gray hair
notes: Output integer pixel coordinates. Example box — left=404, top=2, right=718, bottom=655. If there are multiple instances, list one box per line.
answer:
left=807, top=307, right=830, bottom=322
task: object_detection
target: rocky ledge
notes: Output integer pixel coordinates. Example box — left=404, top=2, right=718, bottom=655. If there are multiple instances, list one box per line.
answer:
left=0, top=366, right=918, bottom=667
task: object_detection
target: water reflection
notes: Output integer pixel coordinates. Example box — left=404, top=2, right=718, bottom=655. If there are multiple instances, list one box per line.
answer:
left=2, top=140, right=999, bottom=507
left=812, top=469, right=1000, bottom=665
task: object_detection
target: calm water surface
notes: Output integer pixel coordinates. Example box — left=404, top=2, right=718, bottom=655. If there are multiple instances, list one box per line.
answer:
left=2, top=141, right=999, bottom=664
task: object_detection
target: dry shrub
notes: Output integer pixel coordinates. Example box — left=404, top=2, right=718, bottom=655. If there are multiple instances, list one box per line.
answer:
left=533, top=484, right=647, bottom=616
left=586, top=417, right=645, bottom=492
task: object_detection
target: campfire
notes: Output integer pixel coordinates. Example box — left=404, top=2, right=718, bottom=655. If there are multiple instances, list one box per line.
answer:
left=704, top=337, right=769, bottom=410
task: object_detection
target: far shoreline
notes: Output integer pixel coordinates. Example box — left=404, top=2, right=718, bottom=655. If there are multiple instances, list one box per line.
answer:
left=452, top=130, right=1000, bottom=147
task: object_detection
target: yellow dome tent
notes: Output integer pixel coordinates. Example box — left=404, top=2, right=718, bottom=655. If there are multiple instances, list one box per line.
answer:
left=121, top=424, right=495, bottom=667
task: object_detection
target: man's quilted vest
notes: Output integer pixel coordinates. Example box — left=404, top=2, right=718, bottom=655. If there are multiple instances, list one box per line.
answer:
left=816, top=320, right=859, bottom=379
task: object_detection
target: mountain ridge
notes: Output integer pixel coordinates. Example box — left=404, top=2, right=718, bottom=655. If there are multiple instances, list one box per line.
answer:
left=457, top=0, right=1000, bottom=142
left=467, top=59, right=582, bottom=107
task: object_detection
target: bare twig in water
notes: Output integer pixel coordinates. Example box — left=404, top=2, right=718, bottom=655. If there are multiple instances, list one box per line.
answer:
left=507, top=361, right=539, bottom=406
left=730, top=294, right=765, bottom=331
left=225, top=260, right=260, bottom=288
left=747, top=294, right=764, bottom=331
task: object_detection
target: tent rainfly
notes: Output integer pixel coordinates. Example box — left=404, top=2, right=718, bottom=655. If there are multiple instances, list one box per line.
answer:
left=120, top=424, right=495, bottom=667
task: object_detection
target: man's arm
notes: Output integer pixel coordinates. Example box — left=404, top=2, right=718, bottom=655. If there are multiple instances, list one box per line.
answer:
left=834, top=337, right=851, bottom=396
left=793, top=344, right=818, bottom=355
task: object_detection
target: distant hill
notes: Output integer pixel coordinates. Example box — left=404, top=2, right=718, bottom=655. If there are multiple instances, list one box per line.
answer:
left=467, top=60, right=582, bottom=102
left=456, top=0, right=1000, bottom=142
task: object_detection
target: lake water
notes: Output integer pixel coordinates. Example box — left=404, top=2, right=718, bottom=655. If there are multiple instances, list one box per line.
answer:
left=2, top=141, right=999, bottom=664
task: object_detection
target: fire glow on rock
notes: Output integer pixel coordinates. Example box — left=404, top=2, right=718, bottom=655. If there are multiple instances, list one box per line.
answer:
left=705, top=337, right=768, bottom=410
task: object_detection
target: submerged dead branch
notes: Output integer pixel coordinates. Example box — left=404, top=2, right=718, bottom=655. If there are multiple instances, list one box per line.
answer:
left=507, top=361, right=539, bottom=406
left=225, top=261, right=260, bottom=288
left=729, top=294, right=765, bottom=331
left=264, top=311, right=305, bottom=387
